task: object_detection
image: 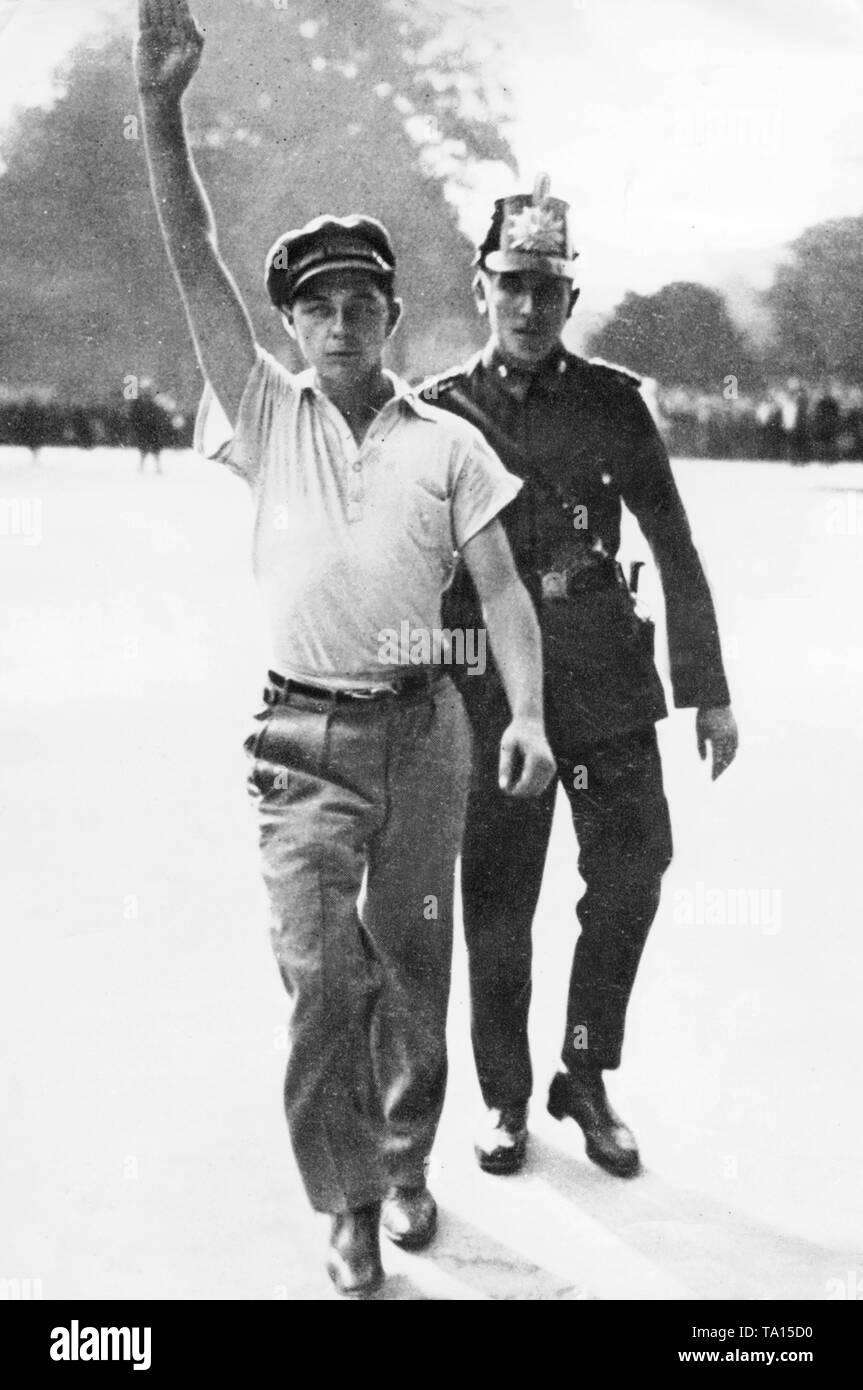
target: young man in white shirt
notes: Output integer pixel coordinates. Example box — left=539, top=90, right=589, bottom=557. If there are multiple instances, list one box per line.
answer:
left=135, top=0, right=555, bottom=1297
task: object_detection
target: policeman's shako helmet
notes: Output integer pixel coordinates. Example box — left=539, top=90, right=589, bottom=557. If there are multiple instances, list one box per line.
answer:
left=475, top=173, right=579, bottom=280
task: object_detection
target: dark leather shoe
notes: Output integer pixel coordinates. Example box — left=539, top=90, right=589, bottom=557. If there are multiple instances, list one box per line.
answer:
left=474, top=1104, right=529, bottom=1175
left=548, top=1070, right=641, bottom=1178
left=380, top=1184, right=438, bottom=1251
left=326, top=1205, right=384, bottom=1297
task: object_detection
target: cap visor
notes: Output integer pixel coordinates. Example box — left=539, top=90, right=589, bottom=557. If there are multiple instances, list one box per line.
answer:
left=483, top=251, right=577, bottom=278
left=290, top=258, right=394, bottom=296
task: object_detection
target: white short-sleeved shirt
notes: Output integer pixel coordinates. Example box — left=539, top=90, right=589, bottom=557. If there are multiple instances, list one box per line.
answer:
left=195, top=347, right=522, bottom=687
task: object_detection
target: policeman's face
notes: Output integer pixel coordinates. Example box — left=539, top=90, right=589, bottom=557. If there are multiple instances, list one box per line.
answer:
left=284, top=269, right=401, bottom=385
left=476, top=270, right=575, bottom=367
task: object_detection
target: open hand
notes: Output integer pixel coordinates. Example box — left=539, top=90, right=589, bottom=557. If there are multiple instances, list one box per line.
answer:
left=498, top=720, right=556, bottom=798
left=696, top=705, right=738, bottom=780
left=135, top=0, right=204, bottom=99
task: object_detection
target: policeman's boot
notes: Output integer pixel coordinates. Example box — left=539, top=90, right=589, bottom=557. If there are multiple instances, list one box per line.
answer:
left=473, top=1103, right=529, bottom=1175
left=548, top=1066, right=640, bottom=1178
left=326, top=1204, right=384, bottom=1298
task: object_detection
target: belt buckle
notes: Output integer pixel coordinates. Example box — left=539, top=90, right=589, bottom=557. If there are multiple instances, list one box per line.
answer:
left=347, top=684, right=395, bottom=701
left=541, top=570, right=568, bottom=601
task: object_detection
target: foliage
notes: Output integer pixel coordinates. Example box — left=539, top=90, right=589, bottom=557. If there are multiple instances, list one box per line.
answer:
left=585, top=281, right=763, bottom=392
left=762, top=216, right=863, bottom=382
left=0, top=0, right=515, bottom=401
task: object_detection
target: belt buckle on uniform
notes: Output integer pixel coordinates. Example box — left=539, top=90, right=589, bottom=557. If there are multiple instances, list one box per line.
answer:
left=540, top=570, right=568, bottom=601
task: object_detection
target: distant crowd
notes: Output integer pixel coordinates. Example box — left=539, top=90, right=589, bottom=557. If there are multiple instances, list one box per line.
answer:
left=0, top=383, right=192, bottom=467
left=2, top=377, right=863, bottom=466
left=655, top=380, right=863, bottom=463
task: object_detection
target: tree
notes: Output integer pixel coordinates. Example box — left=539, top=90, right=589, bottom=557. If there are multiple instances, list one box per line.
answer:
left=0, top=0, right=515, bottom=404
left=762, top=216, right=863, bottom=382
left=584, top=281, right=762, bottom=393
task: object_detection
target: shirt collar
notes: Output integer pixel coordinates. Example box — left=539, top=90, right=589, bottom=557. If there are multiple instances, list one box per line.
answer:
left=297, top=366, right=437, bottom=421
left=391, top=376, right=442, bottom=421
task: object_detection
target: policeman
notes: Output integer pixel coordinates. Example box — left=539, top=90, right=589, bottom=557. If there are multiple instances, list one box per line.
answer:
left=428, top=176, right=739, bottom=1179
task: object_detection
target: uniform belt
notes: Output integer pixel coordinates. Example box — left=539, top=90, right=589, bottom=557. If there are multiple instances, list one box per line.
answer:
left=539, top=566, right=622, bottom=600
left=263, top=668, right=443, bottom=706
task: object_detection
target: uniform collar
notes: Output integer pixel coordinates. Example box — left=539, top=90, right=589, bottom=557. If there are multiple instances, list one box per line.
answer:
left=480, top=340, right=573, bottom=394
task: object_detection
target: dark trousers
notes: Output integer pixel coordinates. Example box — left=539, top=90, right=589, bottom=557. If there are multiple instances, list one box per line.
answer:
left=246, top=677, right=471, bottom=1213
left=459, top=679, right=673, bottom=1107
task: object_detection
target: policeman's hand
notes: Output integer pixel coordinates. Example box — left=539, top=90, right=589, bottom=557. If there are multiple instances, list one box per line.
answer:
left=696, top=705, right=739, bottom=780
left=499, top=720, right=556, bottom=798
left=135, top=0, right=205, bottom=99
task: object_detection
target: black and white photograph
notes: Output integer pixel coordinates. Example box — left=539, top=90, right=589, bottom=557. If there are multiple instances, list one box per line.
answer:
left=1, top=0, right=862, bottom=1331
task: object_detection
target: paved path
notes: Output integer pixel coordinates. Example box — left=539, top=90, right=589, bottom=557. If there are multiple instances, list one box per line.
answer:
left=1, top=449, right=861, bottom=1300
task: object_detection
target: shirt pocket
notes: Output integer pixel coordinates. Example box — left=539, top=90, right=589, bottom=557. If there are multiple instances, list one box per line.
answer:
left=406, top=482, right=453, bottom=554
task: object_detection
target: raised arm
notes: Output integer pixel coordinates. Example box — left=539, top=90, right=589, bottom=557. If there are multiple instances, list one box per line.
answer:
left=461, top=519, right=555, bottom=798
left=135, top=0, right=257, bottom=424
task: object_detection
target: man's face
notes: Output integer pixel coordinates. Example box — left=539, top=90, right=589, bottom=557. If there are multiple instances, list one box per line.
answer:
left=284, top=269, right=401, bottom=384
left=476, top=270, right=575, bottom=368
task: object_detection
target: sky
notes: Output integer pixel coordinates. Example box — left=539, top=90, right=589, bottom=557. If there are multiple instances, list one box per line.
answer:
left=0, top=0, right=861, bottom=325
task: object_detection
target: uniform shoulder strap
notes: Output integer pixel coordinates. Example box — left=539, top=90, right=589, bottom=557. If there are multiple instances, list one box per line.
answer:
left=587, top=357, right=642, bottom=389
left=416, top=368, right=528, bottom=475
left=418, top=362, right=475, bottom=407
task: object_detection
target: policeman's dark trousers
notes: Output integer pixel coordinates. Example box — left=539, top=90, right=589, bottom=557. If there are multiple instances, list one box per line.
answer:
left=459, top=681, right=673, bottom=1109
left=245, top=678, right=471, bottom=1214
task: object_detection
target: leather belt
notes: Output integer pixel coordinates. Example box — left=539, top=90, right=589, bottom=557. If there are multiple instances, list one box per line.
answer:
left=538, top=559, right=627, bottom=601
left=263, top=668, right=443, bottom=707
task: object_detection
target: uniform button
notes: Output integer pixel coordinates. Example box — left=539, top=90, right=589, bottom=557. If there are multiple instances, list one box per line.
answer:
left=353, top=462, right=363, bottom=472
left=498, top=363, right=508, bottom=379
left=601, top=471, right=612, bottom=485
left=558, top=359, right=566, bottom=374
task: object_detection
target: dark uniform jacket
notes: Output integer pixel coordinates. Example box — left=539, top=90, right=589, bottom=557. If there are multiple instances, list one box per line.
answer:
left=426, top=344, right=730, bottom=743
